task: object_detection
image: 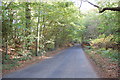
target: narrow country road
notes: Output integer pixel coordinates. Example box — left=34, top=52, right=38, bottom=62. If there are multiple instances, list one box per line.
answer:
left=3, top=45, right=99, bottom=78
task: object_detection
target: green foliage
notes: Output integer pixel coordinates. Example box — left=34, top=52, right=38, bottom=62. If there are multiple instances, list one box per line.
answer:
left=3, top=64, right=20, bottom=70
left=82, top=0, right=120, bottom=64
left=2, top=1, right=83, bottom=57
left=2, top=0, right=120, bottom=71
left=17, top=50, right=32, bottom=57
left=17, top=57, right=32, bottom=61
left=97, top=49, right=118, bottom=61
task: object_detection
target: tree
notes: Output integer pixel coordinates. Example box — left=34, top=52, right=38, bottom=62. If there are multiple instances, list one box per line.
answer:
left=83, top=0, right=120, bottom=13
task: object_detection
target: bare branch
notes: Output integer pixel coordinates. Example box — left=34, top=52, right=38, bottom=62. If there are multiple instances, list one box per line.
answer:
left=5, top=2, right=13, bottom=10
left=79, top=0, right=83, bottom=14
left=85, top=0, right=120, bottom=13
left=99, top=7, right=120, bottom=13
left=79, top=0, right=83, bottom=9
left=86, top=0, right=100, bottom=8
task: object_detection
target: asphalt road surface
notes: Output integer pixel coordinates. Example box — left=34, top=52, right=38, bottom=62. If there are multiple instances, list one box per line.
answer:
left=3, top=45, right=99, bottom=78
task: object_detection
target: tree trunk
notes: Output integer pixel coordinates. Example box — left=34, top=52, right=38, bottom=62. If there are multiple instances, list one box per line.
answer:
left=25, top=2, right=31, bottom=31
left=25, top=2, right=31, bottom=49
left=36, top=2, right=41, bottom=56
left=36, top=16, right=40, bottom=56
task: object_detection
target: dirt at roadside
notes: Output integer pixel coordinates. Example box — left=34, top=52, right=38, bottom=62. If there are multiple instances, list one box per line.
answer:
left=84, top=49, right=118, bottom=78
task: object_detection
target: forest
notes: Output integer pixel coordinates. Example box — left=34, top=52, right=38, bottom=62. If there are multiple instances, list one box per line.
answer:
left=1, top=0, right=120, bottom=78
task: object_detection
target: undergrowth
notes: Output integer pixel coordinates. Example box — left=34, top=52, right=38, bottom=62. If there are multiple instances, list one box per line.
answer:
left=85, top=46, right=119, bottom=61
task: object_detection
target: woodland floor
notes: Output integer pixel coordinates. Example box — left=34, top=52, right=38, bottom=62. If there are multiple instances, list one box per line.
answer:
left=84, top=48, right=119, bottom=78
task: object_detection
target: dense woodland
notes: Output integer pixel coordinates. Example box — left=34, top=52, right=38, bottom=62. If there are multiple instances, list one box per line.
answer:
left=1, top=0, right=120, bottom=78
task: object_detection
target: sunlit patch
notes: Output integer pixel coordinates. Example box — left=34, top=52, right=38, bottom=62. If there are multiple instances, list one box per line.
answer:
left=41, top=56, right=53, bottom=59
